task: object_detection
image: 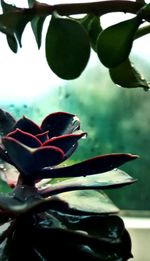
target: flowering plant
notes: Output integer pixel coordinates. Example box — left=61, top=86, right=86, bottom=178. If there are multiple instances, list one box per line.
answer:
left=0, top=109, right=138, bottom=260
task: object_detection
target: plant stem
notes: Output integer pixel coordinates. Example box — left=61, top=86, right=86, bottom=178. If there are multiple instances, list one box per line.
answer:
left=32, top=0, right=145, bottom=17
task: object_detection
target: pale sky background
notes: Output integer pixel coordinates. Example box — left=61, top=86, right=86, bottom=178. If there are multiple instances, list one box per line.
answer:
left=0, top=0, right=150, bottom=104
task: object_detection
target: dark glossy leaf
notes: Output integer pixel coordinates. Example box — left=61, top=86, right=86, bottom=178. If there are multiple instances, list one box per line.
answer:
left=31, top=15, right=46, bottom=49
left=56, top=190, right=119, bottom=215
left=0, top=109, right=16, bottom=136
left=3, top=137, right=64, bottom=175
left=43, top=132, right=86, bottom=155
left=60, top=214, right=125, bottom=240
left=13, top=116, right=41, bottom=135
left=1, top=0, right=16, bottom=13
left=109, top=58, right=150, bottom=89
left=6, top=35, right=18, bottom=53
left=97, top=16, right=141, bottom=68
left=40, top=169, right=136, bottom=197
left=46, top=15, right=90, bottom=79
left=7, top=129, right=42, bottom=148
left=80, top=14, right=102, bottom=51
left=36, top=131, right=49, bottom=143
left=32, top=225, right=131, bottom=261
left=0, top=8, right=33, bottom=47
left=41, top=112, right=80, bottom=138
left=120, top=229, right=133, bottom=260
left=37, top=153, right=138, bottom=179
left=44, top=213, right=132, bottom=260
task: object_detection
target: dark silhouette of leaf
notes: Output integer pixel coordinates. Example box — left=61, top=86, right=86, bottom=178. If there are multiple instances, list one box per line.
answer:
left=31, top=15, right=46, bottom=49
left=0, top=109, right=16, bottom=136
left=80, top=14, right=102, bottom=51
left=109, top=58, right=150, bottom=89
left=37, top=153, right=138, bottom=179
left=97, top=16, right=141, bottom=68
left=46, top=14, right=90, bottom=79
left=0, top=7, right=33, bottom=47
left=6, top=35, right=18, bottom=53
left=1, top=0, right=16, bottom=13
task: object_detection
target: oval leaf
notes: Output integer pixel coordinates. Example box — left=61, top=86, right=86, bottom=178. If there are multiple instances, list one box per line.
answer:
left=45, top=15, right=90, bottom=79
left=97, top=16, right=141, bottom=68
left=109, top=59, right=150, bottom=89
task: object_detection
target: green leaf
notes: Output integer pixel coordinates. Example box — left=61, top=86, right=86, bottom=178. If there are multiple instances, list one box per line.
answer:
left=1, top=0, right=16, bottom=12
left=6, top=35, right=18, bottom=53
left=138, top=3, right=150, bottom=22
left=0, top=9, right=33, bottom=47
left=40, top=169, right=136, bottom=197
left=109, top=59, right=150, bottom=89
left=28, top=0, right=46, bottom=48
left=80, top=14, right=102, bottom=51
left=57, top=190, right=119, bottom=214
left=31, top=16, right=46, bottom=49
left=97, top=17, right=141, bottom=68
left=45, top=15, right=90, bottom=80
left=28, top=0, right=35, bottom=8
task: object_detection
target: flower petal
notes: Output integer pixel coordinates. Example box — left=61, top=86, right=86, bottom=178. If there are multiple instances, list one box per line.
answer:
left=42, top=132, right=86, bottom=156
left=3, top=137, right=64, bottom=175
left=7, top=129, right=42, bottom=148
left=13, top=116, right=41, bottom=135
left=37, top=153, right=138, bottom=179
left=36, top=131, right=49, bottom=143
left=41, top=112, right=80, bottom=138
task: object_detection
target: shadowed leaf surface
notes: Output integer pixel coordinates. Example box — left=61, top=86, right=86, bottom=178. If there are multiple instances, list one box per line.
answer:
left=56, top=190, right=119, bottom=214
left=46, top=15, right=90, bottom=79
left=80, top=14, right=102, bottom=51
left=41, top=112, right=80, bottom=138
left=0, top=109, right=16, bottom=136
left=97, top=17, right=141, bottom=68
left=37, top=153, right=138, bottom=179
left=109, top=59, right=150, bottom=89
